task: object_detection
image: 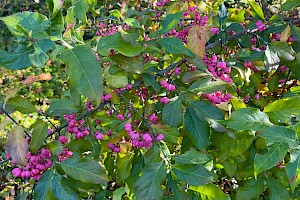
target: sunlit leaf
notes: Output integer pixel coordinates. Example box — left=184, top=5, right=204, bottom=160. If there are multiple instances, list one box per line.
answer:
left=134, top=161, right=167, bottom=200
left=189, top=183, right=230, bottom=200
left=30, top=119, right=48, bottom=153
left=219, top=107, right=273, bottom=131
left=254, top=142, right=289, bottom=177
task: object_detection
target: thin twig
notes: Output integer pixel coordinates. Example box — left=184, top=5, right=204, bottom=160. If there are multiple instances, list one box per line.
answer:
left=280, top=69, right=291, bottom=98
left=0, top=158, right=11, bottom=165
left=120, top=96, right=172, bottom=168
left=0, top=108, right=31, bottom=138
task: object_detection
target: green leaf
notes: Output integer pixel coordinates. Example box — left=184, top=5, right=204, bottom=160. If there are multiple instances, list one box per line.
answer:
left=264, top=97, right=300, bottom=124
left=4, top=126, right=29, bottom=166
left=67, top=138, right=92, bottom=153
left=159, top=37, right=194, bottom=57
left=61, top=45, right=103, bottom=105
left=34, top=170, right=56, bottom=199
left=236, top=177, right=265, bottom=200
left=111, top=54, right=143, bottom=74
left=72, top=0, right=89, bottom=22
left=30, top=120, right=48, bottom=153
left=236, top=49, right=264, bottom=62
left=188, top=78, right=228, bottom=94
left=0, top=44, right=33, bottom=70
left=46, top=141, right=63, bottom=155
left=218, top=3, right=228, bottom=25
left=57, top=156, right=109, bottom=184
left=29, top=39, right=56, bottom=67
left=151, top=124, right=180, bottom=144
left=249, top=1, right=265, bottom=21
left=166, top=173, right=188, bottom=200
left=286, top=150, right=300, bottom=192
left=272, top=41, right=295, bottom=61
left=173, top=164, right=213, bottom=186
left=211, top=131, right=253, bottom=161
left=5, top=96, right=38, bottom=114
left=174, top=148, right=213, bottom=170
left=267, top=75, right=279, bottom=93
left=189, top=183, right=231, bottom=200
left=144, top=144, right=162, bottom=166
left=158, top=12, right=182, bottom=34
left=120, top=28, right=139, bottom=46
left=113, top=186, right=129, bottom=200
left=254, top=142, right=289, bottom=177
left=0, top=11, right=49, bottom=39
left=51, top=0, right=64, bottom=17
left=142, top=74, right=160, bottom=91
left=264, top=45, right=280, bottom=72
left=110, top=9, right=123, bottom=18
left=190, top=100, right=223, bottom=120
left=266, top=178, right=290, bottom=200
left=185, top=56, right=207, bottom=71
left=47, top=99, right=80, bottom=116
left=162, top=97, right=182, bottom=127
left=182, top=71, right=208, bottom=83
left=104, top=67, right=128, bottom=88
left=117, top=154, right=134, bottom=181
left=124, top=18, right=140, bottom=28
left=184, top=106, right=210, bottom=150
left=52, top=173, right=79, bottom=200
left=219, top=107, right=273, bottom=131
left=48, top=10, right=64, bottom=40
left=290, top=25, right=300, bottom=44
left=223, top=161, right=237, bottom=177
left=281, top=0, right=300, bottom=11
left=260, top=126, right=298, bottom=149
left=230, top=97, right=246, bottom=110
left=97, top=33, right=145, bottom=57
left=134, top=161, right=167, bottom=200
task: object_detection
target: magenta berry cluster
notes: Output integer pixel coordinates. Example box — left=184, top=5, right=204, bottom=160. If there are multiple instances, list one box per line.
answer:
left=255, top=20, right=267, bottom=32
left=203, top=92, right=232, bottom=105
left=64, top=114, right=90, bottom=139
left=160, top=79, right=176, bottom=92
left=204, top=55, right=232, bottom=84
left=124, top=122, right=164, bottom=149
left=12, top=148, right=52, bottom=180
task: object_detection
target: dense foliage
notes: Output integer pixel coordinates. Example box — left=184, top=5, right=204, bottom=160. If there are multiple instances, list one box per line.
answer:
left=1, top=0, right=300, bottom=199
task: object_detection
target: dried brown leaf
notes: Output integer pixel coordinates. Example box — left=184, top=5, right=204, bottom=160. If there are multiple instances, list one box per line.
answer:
left=187, top=25, right=210, bottom=59
left=37, top=73, right=53, bottom=81
left=5, top=126, right=29, bottom=165
left=23, top=75, right=38, bottom=85
left=280, top=25, right=290, bottom=42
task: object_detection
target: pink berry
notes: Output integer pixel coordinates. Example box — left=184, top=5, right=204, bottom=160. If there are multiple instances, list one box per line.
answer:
left=108, top=142, right=115, bottom=150
left=160, top=79, right=168, bottom=87
left=58, top=136, right=68, bottom=144
left=124, top=123, right=132, bottom=132
left=113, top=146, right=120, bottom=153
left=125, top=84, right=133, bottom=90
left=118, top=114, right=124, bottom=121
left=156, top=134, right=164, bottom=141
left=12, top=168, right=22, bottom=177
left=217, top=62, right=226, bottom=69
left=160, top=97, right=169, bottom=105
